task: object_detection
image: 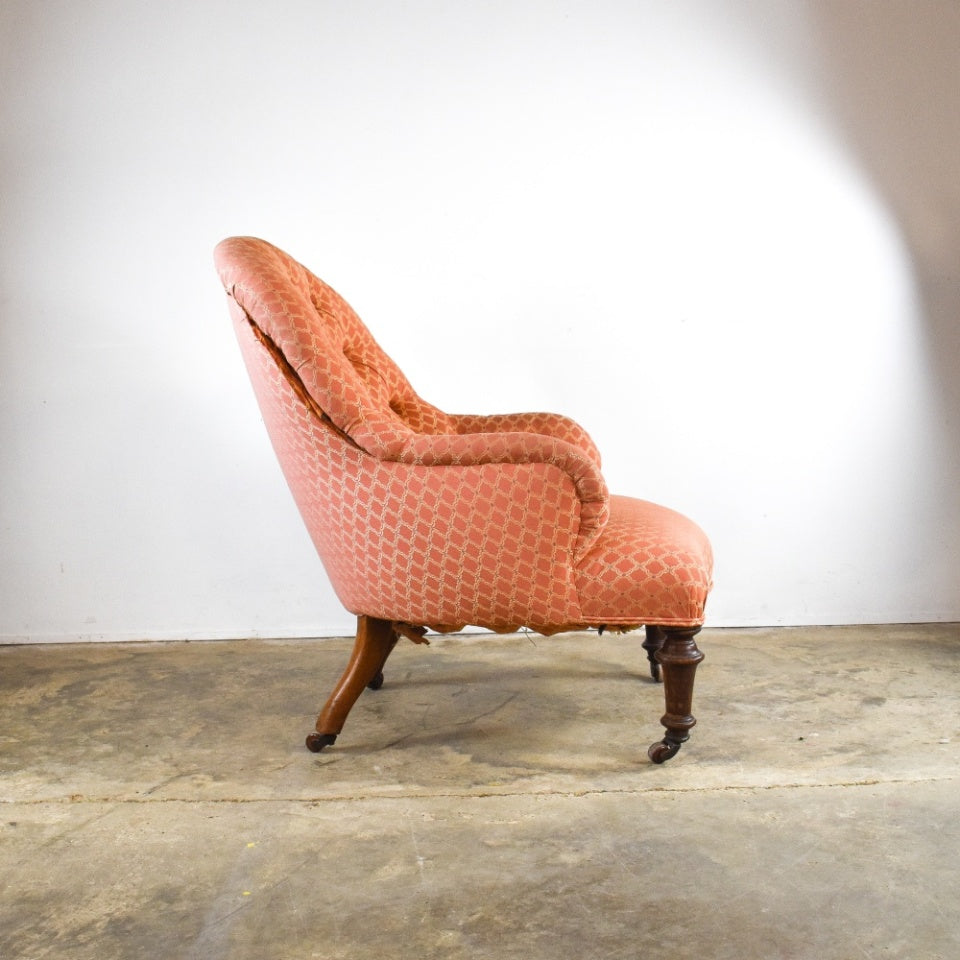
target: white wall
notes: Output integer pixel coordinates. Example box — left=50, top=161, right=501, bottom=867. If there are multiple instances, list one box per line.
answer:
left=2, top=0, right=958, bottom=642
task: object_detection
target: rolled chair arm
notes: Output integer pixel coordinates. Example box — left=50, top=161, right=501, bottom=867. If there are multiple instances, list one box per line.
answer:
left=448, top=411, right=602, bottom=470
left=384, top=430, right=609, bottom=559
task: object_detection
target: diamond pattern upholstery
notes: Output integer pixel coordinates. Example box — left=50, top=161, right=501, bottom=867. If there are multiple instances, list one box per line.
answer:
left=214, top=236, right=713, bottom=636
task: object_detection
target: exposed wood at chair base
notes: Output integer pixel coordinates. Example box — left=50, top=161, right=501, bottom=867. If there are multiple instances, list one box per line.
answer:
left=306, top=615, right=398, bottom=753
left=642, top=624, right=666, bottom=682
left=648, top=626, right=704, bottom=764
left=306, top=617, right=707, bottom=762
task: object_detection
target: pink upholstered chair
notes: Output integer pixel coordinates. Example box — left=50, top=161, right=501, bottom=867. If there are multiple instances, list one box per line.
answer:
left=215, top=237, right=713, bottom=762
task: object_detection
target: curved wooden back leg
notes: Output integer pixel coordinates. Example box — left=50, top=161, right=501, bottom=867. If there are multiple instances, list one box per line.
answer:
left=306, top=616, right=398, bottom=752
left=641, top=624, right=666, bottom=681
left=648, top=626, right=704, bottom=763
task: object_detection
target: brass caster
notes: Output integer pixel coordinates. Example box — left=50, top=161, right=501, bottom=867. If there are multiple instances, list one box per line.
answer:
left=306, top=732, right=338, bottom=753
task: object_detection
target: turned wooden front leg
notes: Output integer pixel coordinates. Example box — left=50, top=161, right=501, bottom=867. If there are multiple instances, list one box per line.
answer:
left=648, top=626, right=704, bottom=763
left=306, top=615, right=398, bottom=752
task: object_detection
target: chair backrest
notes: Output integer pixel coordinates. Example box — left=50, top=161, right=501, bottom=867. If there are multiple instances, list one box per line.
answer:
left=214, top=236, right=453, bottom=455
left=215, top=236, right=614, bottom=631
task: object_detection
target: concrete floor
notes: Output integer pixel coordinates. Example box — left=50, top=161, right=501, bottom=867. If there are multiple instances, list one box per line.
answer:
left=1, top=624, right=958, bottom=960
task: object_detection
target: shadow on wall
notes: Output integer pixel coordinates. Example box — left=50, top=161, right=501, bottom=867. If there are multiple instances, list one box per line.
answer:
left=804, top=2, right=960, bottom=466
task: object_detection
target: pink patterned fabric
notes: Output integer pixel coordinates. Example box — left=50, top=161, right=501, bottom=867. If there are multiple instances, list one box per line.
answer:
left=215, top=237, right=713, bottom=634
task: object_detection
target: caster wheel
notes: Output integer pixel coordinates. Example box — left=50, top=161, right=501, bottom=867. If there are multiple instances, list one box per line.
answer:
left=647, top=738, right=682, bottom=764
left=650, top=662, right=662, bottom=683
left=367, top=671, right=384, bottom=691
left=306, top=732, right=337, bottom=753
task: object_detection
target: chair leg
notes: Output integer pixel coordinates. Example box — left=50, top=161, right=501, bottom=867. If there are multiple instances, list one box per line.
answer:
left=648, top=626, right=704, bottom=764
left=642, top=624, right=666, bottom=681
left=306, top=615, right=398, bottom=752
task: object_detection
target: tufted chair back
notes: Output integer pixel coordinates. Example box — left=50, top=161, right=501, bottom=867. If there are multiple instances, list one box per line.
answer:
left=216, top=236, right=456, bottom=453
left=216, top=237, right=618, bottom=633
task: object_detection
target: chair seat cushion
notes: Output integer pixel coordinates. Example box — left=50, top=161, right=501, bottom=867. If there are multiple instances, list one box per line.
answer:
left=575, top=495, right=713, bottom=628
